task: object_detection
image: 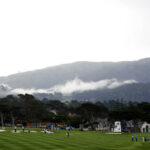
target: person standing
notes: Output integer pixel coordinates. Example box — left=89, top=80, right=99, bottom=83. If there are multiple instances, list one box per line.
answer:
left=143, top=137, right=145, bottom=143
left=131, top=136, right=134, bottom=141
left=22, top=126, right=25, bottom=132
left=66, top=132, right=69, bottom=137
left=44, top=128, right=47, bottom=134
left=135, top=136, right=138, bottom=142
left=14, top=126, right=17, bottom=132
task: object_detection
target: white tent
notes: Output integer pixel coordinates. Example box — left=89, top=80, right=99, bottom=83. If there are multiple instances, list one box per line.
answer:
left=114, top=121, right=121, bottom=133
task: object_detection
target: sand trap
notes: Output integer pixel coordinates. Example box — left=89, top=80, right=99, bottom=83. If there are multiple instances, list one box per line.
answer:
left=30, top=131, right=37, bottom=133
left=24, top=130, right=37, bottom=133
left=106, top=132, right=122, bottom=135
left=11, top=130, right=21, bottom=133
left=41, top=131, right=54, bottom=134
left=47, top=131, right=54, bottom=134
left=0, top=129, right=6, bottom=132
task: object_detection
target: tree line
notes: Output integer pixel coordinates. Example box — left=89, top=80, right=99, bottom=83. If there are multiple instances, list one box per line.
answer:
left=0, top=94, right=150, bottom=128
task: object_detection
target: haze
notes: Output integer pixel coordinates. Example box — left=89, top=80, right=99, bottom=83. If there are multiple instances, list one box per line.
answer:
left=0, top=0, right=150, bottom=76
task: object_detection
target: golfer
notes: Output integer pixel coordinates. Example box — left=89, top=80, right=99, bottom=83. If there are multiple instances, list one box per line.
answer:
left=131, top=136, right=134, bottom=141
left=66, top=132, right=69, bottom=137
left=22, top=126, right=25, bottom=132
left=135, top=136, right=138, bottom=142
left=14, top=126, right=17, bottom=132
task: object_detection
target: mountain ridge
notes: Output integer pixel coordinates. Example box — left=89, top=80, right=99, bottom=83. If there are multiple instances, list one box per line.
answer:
left=0, top=57, right=150, bottom=101
left=0, top=57, right=150, bottom=89
left=1, top=57, right=149, bottom=78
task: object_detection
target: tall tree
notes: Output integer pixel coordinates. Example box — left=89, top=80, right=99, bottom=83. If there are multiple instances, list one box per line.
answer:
left=77, top=102, right=106, bottom=130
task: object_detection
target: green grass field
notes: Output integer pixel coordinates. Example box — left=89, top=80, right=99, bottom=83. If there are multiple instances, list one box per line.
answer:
left=0, top=129, right=150, bottom=150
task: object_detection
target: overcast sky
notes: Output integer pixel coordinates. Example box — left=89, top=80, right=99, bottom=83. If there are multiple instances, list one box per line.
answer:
left=0, top=0, right=150, bottom=76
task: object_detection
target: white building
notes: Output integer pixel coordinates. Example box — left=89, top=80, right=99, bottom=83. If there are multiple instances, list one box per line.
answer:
left=140, top=122, right=150, bottom=133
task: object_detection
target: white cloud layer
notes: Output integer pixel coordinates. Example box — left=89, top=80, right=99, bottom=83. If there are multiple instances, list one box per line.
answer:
left=50, top=78, right=137, bottom=94
left=0, top=78, right=137, bottom=96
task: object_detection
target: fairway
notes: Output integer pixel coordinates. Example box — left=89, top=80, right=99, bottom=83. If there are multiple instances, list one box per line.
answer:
left=0, top=130, right=150, bottom=150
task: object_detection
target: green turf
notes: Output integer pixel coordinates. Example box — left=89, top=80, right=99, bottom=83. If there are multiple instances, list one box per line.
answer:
left=0, top=130, right=150, bottom=150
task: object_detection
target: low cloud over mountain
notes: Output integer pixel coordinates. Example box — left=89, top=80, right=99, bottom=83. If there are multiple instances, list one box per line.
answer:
left=0, top=78, right=137, bottom=97
left=50, top=78, right=137, bottom=94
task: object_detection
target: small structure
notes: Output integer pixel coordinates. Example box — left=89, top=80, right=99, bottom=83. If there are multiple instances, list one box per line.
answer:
left=140, top=122, right=150, bottom=133
left=83, top=120, right=110, bottom=131
left=113, top=121, right=121, bottom=133
left=97, top=120, right=110, bottom=131
left=79, top=124, right=84, bottom=130
left=122, top=120, right=135, bottom=132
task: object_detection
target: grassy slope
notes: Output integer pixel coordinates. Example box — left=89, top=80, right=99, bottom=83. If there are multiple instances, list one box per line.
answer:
left=0, top=130, right=150, bottom=150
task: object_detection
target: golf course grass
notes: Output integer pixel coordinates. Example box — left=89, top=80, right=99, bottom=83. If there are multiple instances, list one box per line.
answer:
left=0, top=129, right=150, bottom=150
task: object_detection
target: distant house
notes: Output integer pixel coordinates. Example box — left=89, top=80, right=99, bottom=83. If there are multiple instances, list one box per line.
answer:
left=139, top=122, right=150, bottom=133
left=96, top=120, right=110, bottom=131
left=122, top=120, right=135, bottom=132
left=80, top=120, right=150, bottom=133
left=121, top=120, right=150, bottom=133
left=82, top=119, right=110, bottom=131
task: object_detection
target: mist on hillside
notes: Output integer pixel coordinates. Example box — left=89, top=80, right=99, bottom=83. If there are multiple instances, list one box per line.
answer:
left=0, top=78, right=137, bottom=97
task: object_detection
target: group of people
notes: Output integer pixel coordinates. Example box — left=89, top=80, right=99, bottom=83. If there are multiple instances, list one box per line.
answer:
left=142, top=136, right=150, bottom=143
left=43, top=127, right=53, bottom=134
left=14, top=126, right=30, bottom=133
left=131, top=136, right=138, bottom=142
left=131, top=136, right=150, bottom=142
left=43, top=128, right=70, bottom=137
